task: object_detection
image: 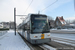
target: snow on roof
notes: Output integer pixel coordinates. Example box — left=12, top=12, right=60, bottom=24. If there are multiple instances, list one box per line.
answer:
left=57, top=16, right=66, bottom=24
left=58, top=16, right=65, bottom=21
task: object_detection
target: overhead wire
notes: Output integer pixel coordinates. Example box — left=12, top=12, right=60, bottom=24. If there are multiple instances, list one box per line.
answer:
left=24, top=0, right=33, bottom=14
left=41, top=0, right=58, bottom=12
left=74, top=0, right=75, bottom=11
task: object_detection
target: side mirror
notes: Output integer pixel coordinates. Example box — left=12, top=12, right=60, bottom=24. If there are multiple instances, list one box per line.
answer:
left=32, top=22, right=34, bottom=25
left=49, top=22, right=50, bottom=26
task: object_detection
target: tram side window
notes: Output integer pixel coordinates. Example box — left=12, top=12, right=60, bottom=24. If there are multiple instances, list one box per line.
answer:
left=25, top=24, right=27, bottom=30
left=25, top=21, right=30, bottom=30
left=23, top=26, right=25, bottom=31
left=27, top=21, right=30, bottom=30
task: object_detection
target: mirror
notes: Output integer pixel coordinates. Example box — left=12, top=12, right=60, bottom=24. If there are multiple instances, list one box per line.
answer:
left=32, top=22, right=34, bottom=25
left=49, top=22, right=50, bottom=26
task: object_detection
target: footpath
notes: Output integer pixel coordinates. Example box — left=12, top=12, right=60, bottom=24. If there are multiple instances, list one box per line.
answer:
left=0, top=30, right=30, bottom=50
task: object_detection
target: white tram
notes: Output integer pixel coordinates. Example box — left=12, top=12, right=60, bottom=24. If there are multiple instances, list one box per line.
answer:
left=18, top=14, right=51, bottom=44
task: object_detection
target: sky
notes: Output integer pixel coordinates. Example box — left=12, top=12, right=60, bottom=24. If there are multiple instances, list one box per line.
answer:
left=0, top=0, right=75, bottom=25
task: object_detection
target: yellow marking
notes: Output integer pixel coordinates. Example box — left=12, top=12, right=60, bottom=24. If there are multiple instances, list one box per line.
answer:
left=41, top=34, right=44, bottom=39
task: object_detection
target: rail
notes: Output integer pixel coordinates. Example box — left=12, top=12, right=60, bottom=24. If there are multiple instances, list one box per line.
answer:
left=51, top=36, right=75, bottom=46
left=39, top=45, right=50, bottom=50
left=18, top=32, right=43, bottom=50
left=39, top=44, right=56, bottom=50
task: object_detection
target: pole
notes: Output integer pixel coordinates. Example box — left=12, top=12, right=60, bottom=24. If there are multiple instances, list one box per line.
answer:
left=38, top=11, right=40, bottom=14
left=14, top=8, right=16, bottom=35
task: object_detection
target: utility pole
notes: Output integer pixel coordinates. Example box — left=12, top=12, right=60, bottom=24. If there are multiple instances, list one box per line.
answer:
left=14, top=8, right=16, bottom=35
left=14, top=8, right=27, bottom=36
left=38, top=11, right=40, bottom=14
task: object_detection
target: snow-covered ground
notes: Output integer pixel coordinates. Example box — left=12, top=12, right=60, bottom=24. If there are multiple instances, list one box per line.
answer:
left=0, top=30, right=30, bottom=50
left=0, top=29, right=75, bottom=50
left=51, top=33, right=75, bottom=40
left=51, top=33, right=75, bottom=46
left=51, top=29, right=75, bottom=31
left=0, top=31, right=7, bottom=36
left=42, top=44, right=56, bottom=50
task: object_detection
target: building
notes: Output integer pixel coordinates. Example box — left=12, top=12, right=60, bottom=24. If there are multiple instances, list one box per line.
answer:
left=9, top=22, right=15, bottom=29
left=0, top=22, right=16, bottom=29
left=65, top=24, right=75, bottom=29
left=0, top=24, right=3, bottom=28
left=0, top=22, right=9, bottom=28
left=55, top=16, right=66, bottom=27
left=48, top=20, right=55, bottom=28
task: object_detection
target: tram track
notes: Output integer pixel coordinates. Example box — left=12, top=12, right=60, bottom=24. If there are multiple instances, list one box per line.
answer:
left=45, top=41, right=75, bottom=50
left=51, top=36, right=75, bottom=46
left=38, top=44, right=50, bottom=50
left=18, top=32, right=75, bottom=50
left=18, top=32, right=55, bottom=50
left=18, top=32, right=43, bottom=50
left=38, top=44, right=56, bottom=50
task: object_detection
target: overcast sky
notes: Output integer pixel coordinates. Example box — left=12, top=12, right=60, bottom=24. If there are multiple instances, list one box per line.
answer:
left=0, top=0, right=74, bottom=24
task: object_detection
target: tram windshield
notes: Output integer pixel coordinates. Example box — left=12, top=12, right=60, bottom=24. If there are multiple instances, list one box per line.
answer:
left=31, top=15, right=50, bottom=33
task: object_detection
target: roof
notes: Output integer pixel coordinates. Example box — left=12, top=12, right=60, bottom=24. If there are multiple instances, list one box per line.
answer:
left=58, top=16, right=65, bottom=22
left=57, top=16, right=66, bottom=24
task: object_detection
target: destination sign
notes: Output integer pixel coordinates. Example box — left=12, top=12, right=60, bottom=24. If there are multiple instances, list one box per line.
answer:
left=35, top=18, right=46, bottom=20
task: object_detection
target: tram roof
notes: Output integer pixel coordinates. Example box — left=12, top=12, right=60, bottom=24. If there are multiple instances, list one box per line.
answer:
left=18, top=13, right=47, bottom=28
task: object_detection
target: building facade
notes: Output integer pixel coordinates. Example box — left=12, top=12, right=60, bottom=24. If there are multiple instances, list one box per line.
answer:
left=55, top=16, right=66, bottom=27
left=0, top=22, right=15, bottom=29
left=0, top=24, right=3, bottom=28
left=0, top=22, right=9, bottom=28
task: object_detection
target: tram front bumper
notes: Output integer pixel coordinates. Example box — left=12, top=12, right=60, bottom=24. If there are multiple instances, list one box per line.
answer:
left=30, top=38, right=51, bottom=44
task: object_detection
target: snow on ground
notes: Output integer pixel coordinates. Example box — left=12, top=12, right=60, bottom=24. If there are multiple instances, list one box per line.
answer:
left=51, top=33, right=75, bottom=40
left=42, top=44, right=56, bottom=50
left=0, top=30, right=30, bottom=50
left=51, top=29, right=75, bottom=31
left=51, top=33, right=75, bottom=46
left=53, top=40, right=75, bottom=46
left=0, top=31, right=7, bottom=36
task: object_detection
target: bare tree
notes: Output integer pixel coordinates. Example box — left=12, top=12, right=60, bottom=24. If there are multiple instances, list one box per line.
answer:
left=47, top=16, right=54, bottom=20
left=65, top=20, right=70, bottom=24
left=72, top=20, right=75, bottom=24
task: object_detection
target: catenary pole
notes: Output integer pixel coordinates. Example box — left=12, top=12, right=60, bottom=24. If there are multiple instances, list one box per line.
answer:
left=14, top=8, right=16, bottom=35
left=14, top=8, right=27, bottom=36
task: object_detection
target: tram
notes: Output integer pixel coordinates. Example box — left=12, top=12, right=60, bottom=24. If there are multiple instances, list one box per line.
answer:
left=18, top=14, right=51, bottom=44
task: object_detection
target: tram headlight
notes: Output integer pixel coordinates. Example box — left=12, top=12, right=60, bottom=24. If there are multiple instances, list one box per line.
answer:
left=48, top=34, right=50, bottom=36
left=34, top=36, right=37, bottom=38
